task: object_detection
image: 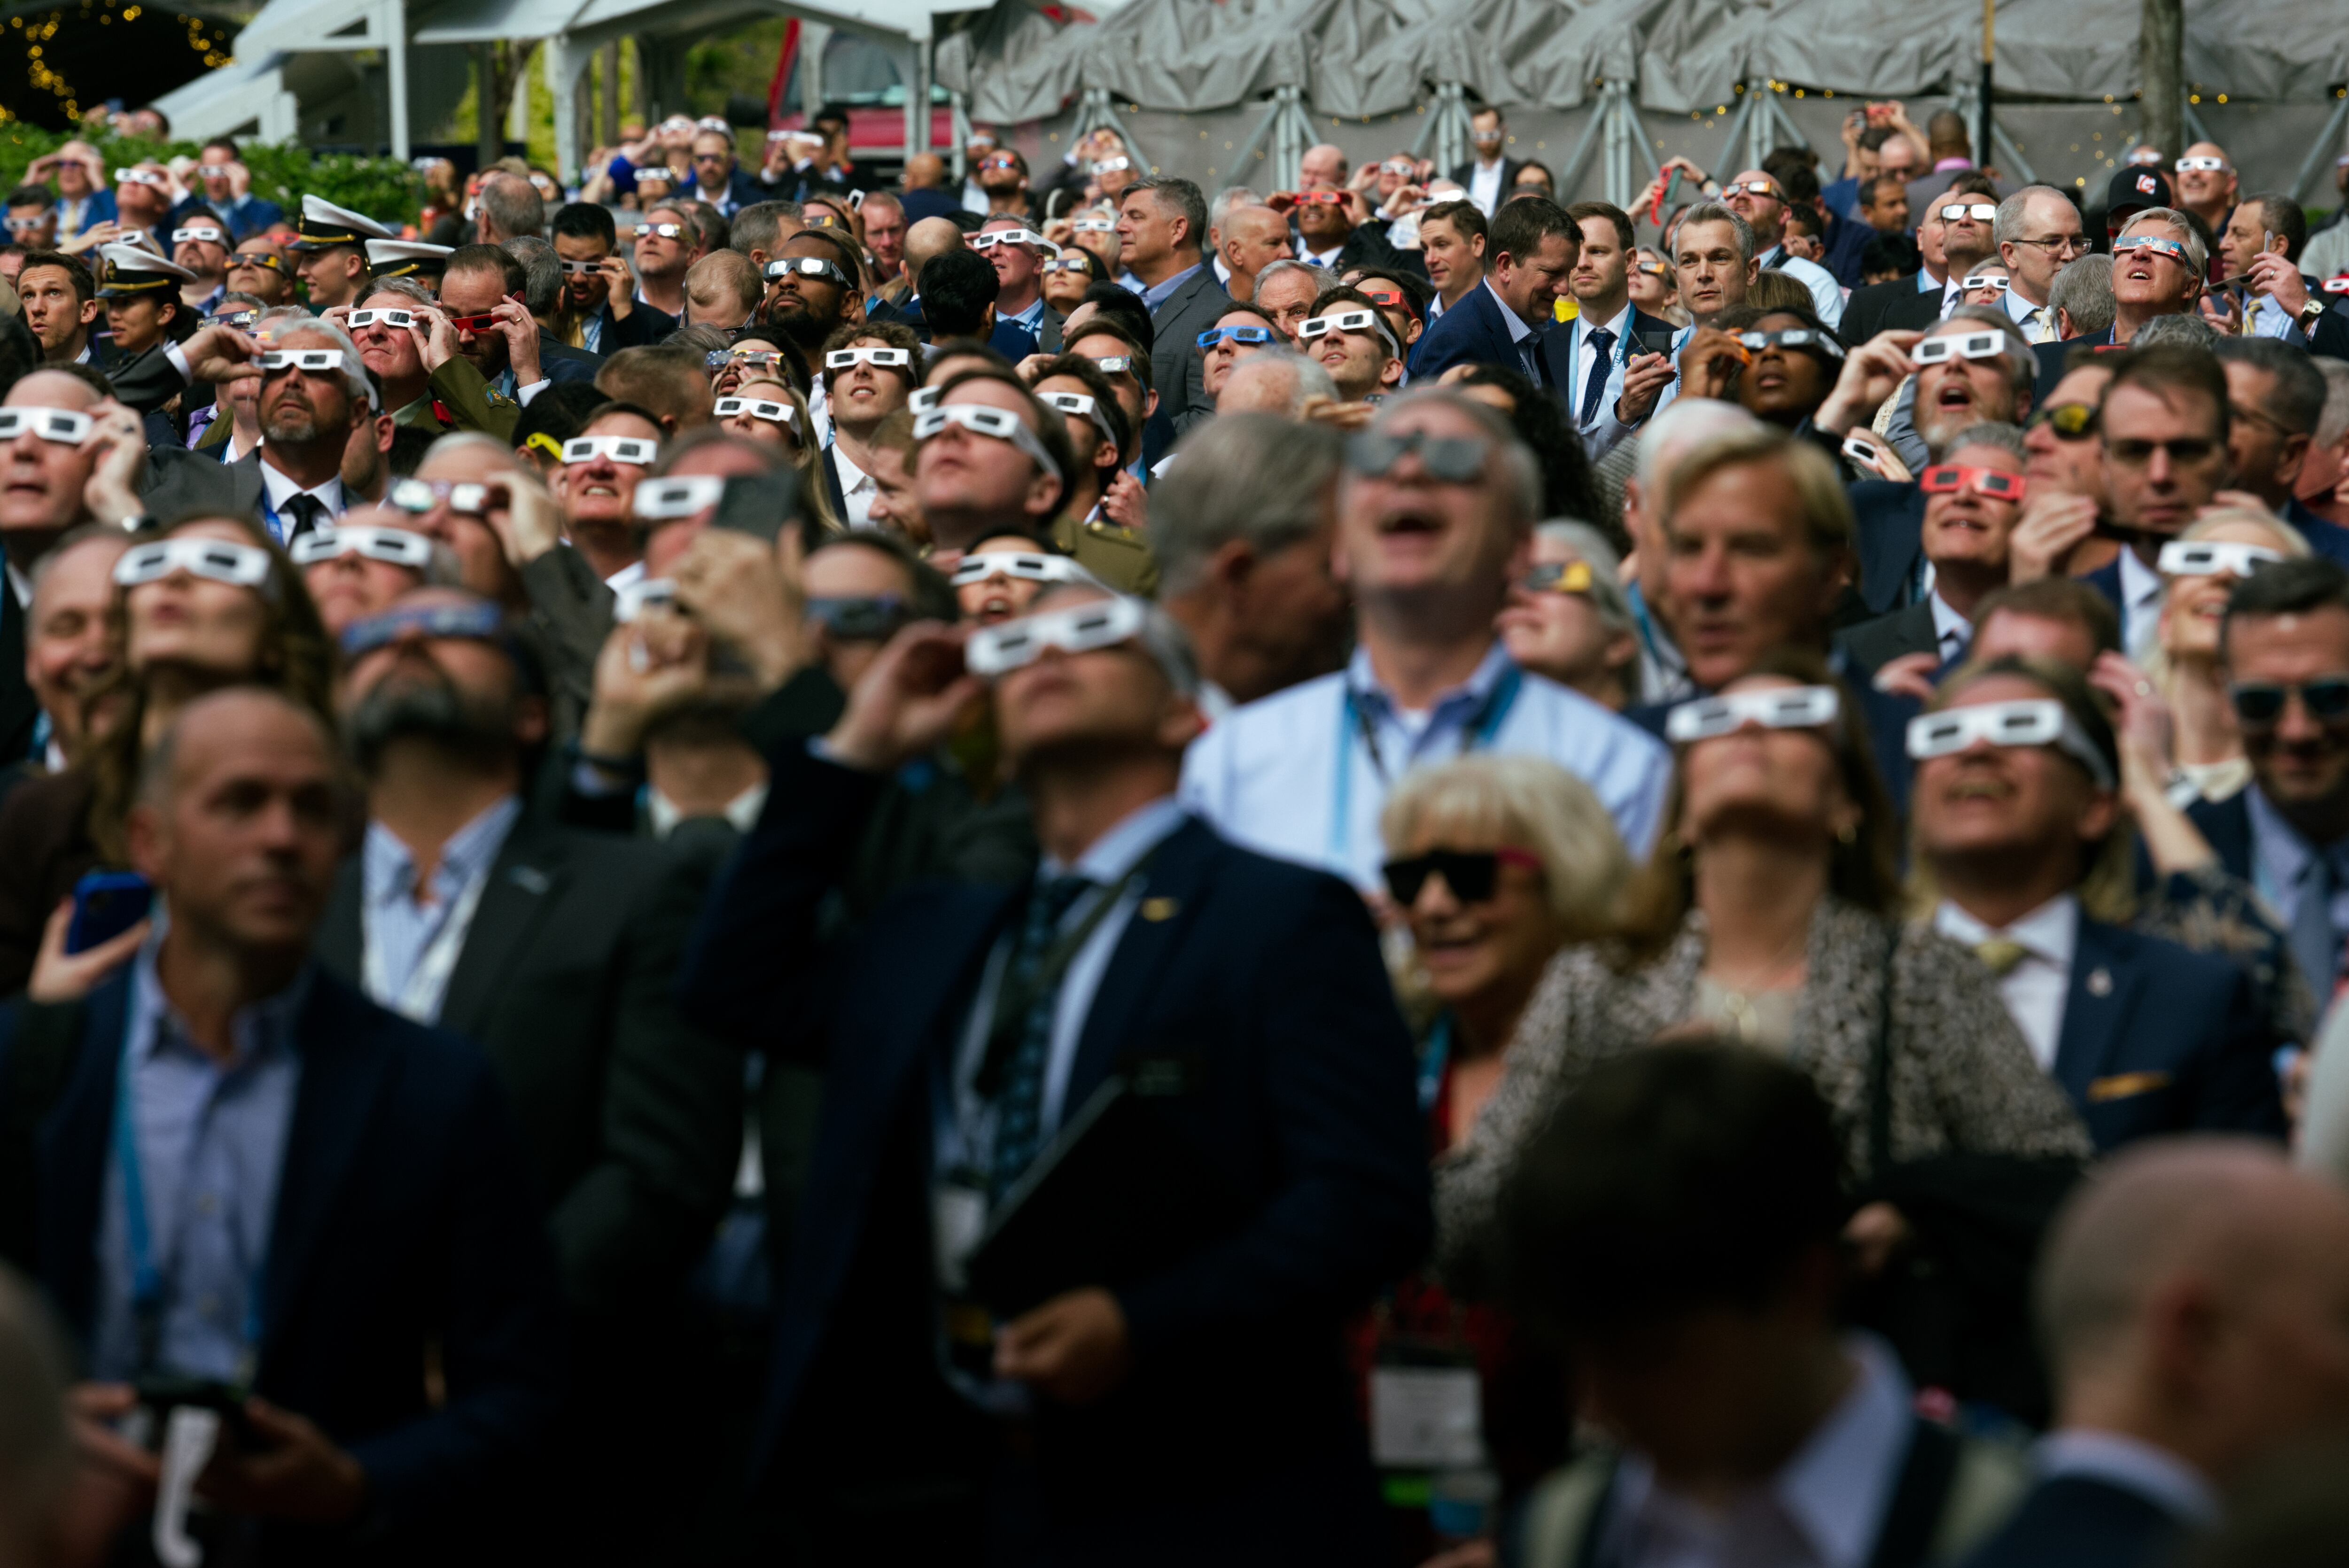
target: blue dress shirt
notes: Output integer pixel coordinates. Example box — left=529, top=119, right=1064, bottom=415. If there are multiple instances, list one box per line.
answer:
left=92, top=939, right=308, bottom=1383
left=360, top=794, right=523, bottom=1024
left=1137, top=261, right=1206, bottom=313
left=1181, top=642, right=1672, bottom=889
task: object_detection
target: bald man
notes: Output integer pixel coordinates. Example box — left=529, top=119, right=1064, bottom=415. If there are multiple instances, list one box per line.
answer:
left=895, top=153, right=966, bottom=231
left=896, top=216, right=968, bottom=325
left=1955, top=1139, right=2349, bottom=1568
left=1298, top=144, right=1349, bottom=192
left=1218, top=205, right=1295, bottom=302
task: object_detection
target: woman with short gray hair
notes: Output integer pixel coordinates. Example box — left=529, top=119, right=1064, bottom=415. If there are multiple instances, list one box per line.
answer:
left=1497, top=520, right=1643, bottom=710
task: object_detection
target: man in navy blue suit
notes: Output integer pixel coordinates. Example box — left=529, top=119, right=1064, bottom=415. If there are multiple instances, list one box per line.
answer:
left=1956, top=1140, right=2349, bottom=1568
left=680, top=584, right=1428, bottom=1561
left=0, top=689, right=562, bottom=1560
left=2213, top=338, right=2349, bottom=565
left=1913, top=658, right=2284, bottom=1149
left=1406, top=195, right=1579, bottom=389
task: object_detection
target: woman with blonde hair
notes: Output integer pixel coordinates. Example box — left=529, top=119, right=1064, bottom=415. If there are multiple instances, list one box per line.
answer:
left=2150, top=505, right=2310, bottom=803
left=716, top=379, right=842, bottom=532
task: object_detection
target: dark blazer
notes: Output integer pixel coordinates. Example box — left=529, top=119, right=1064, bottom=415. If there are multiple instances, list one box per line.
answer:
left=2186, top=791, right=2256, bottom=885
left=1558, top=304, right=1680, bottom=427
left=137, top=445, right=265, bottom=527
left=0, top=967, right=565, bottom=1555
left=1408, top=279, right=1571, bottom=388
left=1839, top=272, right=1944, bottom=346
left=586, top=298, right=679, bottom=353
left=2286, top=497, right=2349, bottom=566
left=315, top=812, right=739, bottom=1322
left=986, top=315, right=1040, bottom=364
left=1447, top=156, right=1525, bottom=193
left=0, top=768, right=97, bottom=998
left=1952, top=1472, right=2194, bottom=1568
left=1317, top=221, right=1428, bottom=284
left=2052, top=917, right=2285, bottom=1149
left=2032, top=326, right=2121, bottom=407
left=678, top=745, right=1428, bottom=1558
left=1850, top=480, right=1927, bottom=614
left=535, top=334, right=603, bottom=386
left=1836, top=599, right=1940, bottom=675
left=0, top=586, right=38, bottom=774
left=1147, top=260, right=1229, bottom=446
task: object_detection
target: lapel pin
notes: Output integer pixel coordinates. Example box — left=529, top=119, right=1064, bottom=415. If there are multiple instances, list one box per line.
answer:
left=2086, top=967, right=2112, bottom=997
left=1139, top=896, right=1180, bottom=922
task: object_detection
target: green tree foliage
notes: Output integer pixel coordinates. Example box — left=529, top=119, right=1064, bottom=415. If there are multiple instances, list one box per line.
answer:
left=0, top=125, right=422, bottom=225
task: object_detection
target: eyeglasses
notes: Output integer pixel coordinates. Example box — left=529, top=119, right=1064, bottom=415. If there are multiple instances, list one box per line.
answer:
left=2106, top=435, right=2222, bottom=466
left=807, top=594, right=917, bottom=642
left=205, top=309, right=258, bottom=329
left=1938, top=202, right=1998, bottom=222
left=561, top=435, right=659, bottom=466
left=1346, top=429, right=1487, bottom=482
left=347, top=308, right=416, bottom=329
left=258, top=349, right=346, bottom=373
left=170, top=226, right=225, bottom=245
left=1293, top=191, right=1346, bottom=207
left=764, top=256, right=850, bottom=287
left=389, top=477, right=491, bottom=515
left=1090, top=157, right=1132, bottom=175
left=1071, top=218, right=1118, bottom=233
left=708, top=349, right=785, bottom=372
left=1959, top=272, right=2011, bottom=294
left=230, top=252, right=287, bottom=274
left=1380, top=159, right=1417, bottom=176
left=1198, top=324, right=1274, bottom=350
left=2158, top=539, right=2284, bottom=578
left=1666, top=685, right=1841, bottom=743
left=1633, top=260, right=1671, bottom=278
left=909, top=387, right=941, bottom=415
left=2175, top=155, right=2228, bottom=172
left=1722, top=180, right=1781, bottom=199
left=1038, top=389, right=1120, bottom=448
left=614, top=577, right=677, bottom=624
left=966, top=595, right=1146, bottom=676
left=1920, top=464, right=2027, bottom=501
left=289, top=524, right=436, bottom=569
left=634, top=222, right=686, bottom=240
left=949, top=551, right=1097, bottom=587
left=340, top=600, right=508, bottom=660
left=1522, top=560, right=1594, bottom=595
left=1299, top=309, right=1400, bottom=357
left=2113, top=235, right=2192, bottom=268
left=558, top=258, right=607, bottom=275
left=113, top=168, right=168, bottom=189
left=1041, top=258, right=1091, bottom=274
left=634, top=475, right=726, bottom=519
left=973, top=227, right=1052, bottom=252
left=2230, top=677, right=2349, bottom=730
left=1734, top=327, right=1845, bottom=360
left=0, top=407, right=93, bottom=445
left=1088, top=355, right=1135, bottom=375
left=1906, top=699, right=2114, bottom=786
left=114, top=536, right=271, bottom=590
left=1913, top=331, right=2008, bottom=365
left=826, top=346, right=912, bottom=370
left=2027, top=402, right=2099, bottom=441
left=1381, top=846, right=1542, bottom=906
left=715, top=396, right=796, bottom=425
left=439, top=309, right=506, bottom=332
left=2, top=217, right=44, bottom=234
left=196, top=163, right=233, bottom=178
left=2009, top=233, right=2090, bottom=256
left=978, top=154, right=1020, bottom=172
left=913, top=403, right=1058, bottom=474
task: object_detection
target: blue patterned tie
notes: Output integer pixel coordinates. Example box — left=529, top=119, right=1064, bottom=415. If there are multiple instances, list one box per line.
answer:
left=2294, top=854, right=2341, bottom=1009
left=989, top=872, right=1095, bottom=1199
left=1577, top=327, right=1615, bottom=427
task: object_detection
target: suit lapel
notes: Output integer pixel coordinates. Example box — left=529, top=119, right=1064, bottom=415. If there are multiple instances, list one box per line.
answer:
left=434, top=816, right=565, bottom=1041
left=316, top=860, right=363, bottom=983
left=1063, top=820, right=1220, bottom=1112
left=2052, top=918, right=2139, bottom=1105
left=261, top=976, right=392, bottom=1358
left=37, top=975, right=130, bottom=1336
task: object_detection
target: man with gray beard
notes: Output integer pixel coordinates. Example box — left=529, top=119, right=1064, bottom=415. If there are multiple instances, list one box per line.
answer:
left=313, top=584, right=741, bottom=1562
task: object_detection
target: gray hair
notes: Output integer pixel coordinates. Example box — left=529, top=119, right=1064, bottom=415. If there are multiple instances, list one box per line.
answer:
left=1992, top=185, right=2072, bottom=249
left=1380, top=753, right=1629, bottom=932
left=2132, top=311, right=2220, bottom=352
left=1674, top=202, right=1755, bottom=263
left=1932, top=305, right=2037, bottom=401
left=1362, top=387, right=1542, bottom=532
left=423, top=429, right=522, bottom=470
left=729, top=201, right=798, bottom=260
left=258, top=313, right=379, bottom=411
left=362, top=274, right=436, bottom=311
left=1210, top=186, right=1264, bottom=232
left=1133, top=177, right=1209, bottom=254
left=2315, top=358, right=2349, bottom=450
left=1634, top=397, right=1764, bottom=490
left=0, top=1266, right=70, bottom=1555
left=2050, top=254, right=2116, bottom=339
left=1252, top=258, right=1338, bottom=300
left=1534, top=517, right=1640, bottom=648
left=1941, top=420, right=2028, bottom=461
left=1218, top=349, right=1338, bottom=417
left=478, top=171, right=545, bottom=241
left=1151, top=414, right=1342, bottom=597
left=503, top=235, right=562, bottom=316
left=2117, top=206, right=2208, bottom=279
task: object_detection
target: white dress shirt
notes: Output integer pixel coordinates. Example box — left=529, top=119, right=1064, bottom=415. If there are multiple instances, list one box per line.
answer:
left=1756, top=250, right=1846, bottom=328
left=606, top=558, right=646, bottom=594
left=1563, top=302, right=1683, bottom=460
left=1485, top=277, right=1543, bottom=385
left=255, top=462, right=345, bottom=544
left=830, top=443, right=878, bottom=529
left=1467, top=158, right=1506, bottom=217
left=2117, top=547, right=2165, bottom=661
left=1299, top=239, right=1345, bottom=269
left=2002, top=285, right=2058, bottom=343
left=1927, top=590, right=1972, bottom=663
left=1934, top=894, right=2080, bottom=1071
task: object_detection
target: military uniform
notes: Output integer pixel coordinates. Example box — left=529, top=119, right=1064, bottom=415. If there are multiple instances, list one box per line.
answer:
left=393, top=356, right=522, bottom=442
left=1053, top=510, right=1158, bottom=596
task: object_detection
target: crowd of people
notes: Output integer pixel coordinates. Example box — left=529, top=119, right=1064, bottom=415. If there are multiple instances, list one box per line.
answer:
left=0, top=82, right=2345, bottom=1568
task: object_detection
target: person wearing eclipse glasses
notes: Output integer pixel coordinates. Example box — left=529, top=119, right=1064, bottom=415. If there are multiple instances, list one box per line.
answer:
left=678, top=573, right=1428, bottom=1559
left=817, top=322, right=920, bottom=528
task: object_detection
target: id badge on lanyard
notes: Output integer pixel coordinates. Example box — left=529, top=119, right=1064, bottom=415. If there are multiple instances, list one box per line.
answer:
left=361, top=869, right=492, bottom=1025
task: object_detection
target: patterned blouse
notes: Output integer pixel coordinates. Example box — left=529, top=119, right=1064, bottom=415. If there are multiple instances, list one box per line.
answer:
left=1431, top=897, right=2094, bottom=1296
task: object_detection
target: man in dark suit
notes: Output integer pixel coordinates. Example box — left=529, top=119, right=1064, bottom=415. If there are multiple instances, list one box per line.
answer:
left=2213, top=338, right=2349, bottom=564
left=1559, top=201, right=1680, bottom=458
left=1956, top=1140, right=2349, bottom=1568
left=552, top=202, right=679, bottom=356
left=1913, top=657, right=2284, bottom=1148
left=1838, top=429, right=2030, bottom=672
left=1448, top=104, right=1523, bottom=217
left=1113, top=178, right=1226, bottom=443
left=1837, top=203, right=1953, bottom=347
left=0, top=688, right=563, bottom=1560
left=1407, top=195, right=1578, bottom=388
left=680, top=582, right=1428, bottom=1560
left=1290, top=186, right=1423, bottom=283
left=0, top=366, right=125, bottom=768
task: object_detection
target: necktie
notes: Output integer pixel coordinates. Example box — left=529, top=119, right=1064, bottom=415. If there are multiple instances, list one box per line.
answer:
left=1973, top=938, right=2031, bottom=979
left=2022, top=305, right=2051, bottom=344
left=988, top=872, right=1096, bottom=1199
left=1577, top=328, right=1616, bottom=427
left=280, top=492, right=325, bottom=543
left=2292, top=854, right=2340, bottom=1006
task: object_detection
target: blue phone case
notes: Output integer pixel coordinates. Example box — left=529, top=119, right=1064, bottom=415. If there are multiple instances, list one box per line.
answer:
left=65, top=872, right=153, bottom=955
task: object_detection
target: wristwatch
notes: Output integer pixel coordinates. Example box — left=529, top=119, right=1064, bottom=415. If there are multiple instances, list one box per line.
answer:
left=2300, top=297, right=2331, bottom=330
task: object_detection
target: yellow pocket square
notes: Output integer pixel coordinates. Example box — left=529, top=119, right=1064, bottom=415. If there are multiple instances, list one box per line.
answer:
left=2087, top=1071, right=2172, bottom=1102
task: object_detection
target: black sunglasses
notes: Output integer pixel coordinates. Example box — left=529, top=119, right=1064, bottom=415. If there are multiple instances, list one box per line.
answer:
left=2027, top=402, right=2098, bottom=441
left=806, top=594, right=913, bottom=641
left=1346, top=430, right=1487, bottom=483
left=2229, top=677, right=2349, bottom=730
left=1381, top=846, right=1539, bottom=905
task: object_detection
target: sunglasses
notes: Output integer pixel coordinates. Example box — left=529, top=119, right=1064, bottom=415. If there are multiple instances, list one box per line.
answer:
left=3, top=217, right=45, bottom=234
left=289, top=524, right=436, bottom=569
left=2114, top=235, right=2192, bottom=267
left=1090, top=157, right=1132, bottom=174
left=634, top=222, right=687, bottom=240
left=1380, top=159, right=1417, bottom=176
left=949, top=551, right=1096, bottom=587
left=909, top=387, right=942, bottom=414
left=2175, top=155, right=2227, bottom=172
left=347, top=308, right=416, bottom=329
left=1842, top=433, right=1883, bottom=465
left=113, top=168, right=168, bottom=188
left=708, top=349, right=786, bottom=371
left=715, top=396, right=795, bottom=425
left=979, top=154, right=1019, bottom=171
left=1345, top=429, right=1487, bottom=483
left=1959, top=272, right=2011, bottom=293
left=2107, top=435, right=2222, bottom=466
left=231, top=252, right=287, bottom=274
left=259, top=349, right=345, bottom=373
left=913, top=403, right=1058, bottom=473
left=807, top=594, right=916, bottom=642
left=171, top=226, right=225, bottom=245
left=973, top=228, right=1051, bottom=251
left=1089, top=355, right=1136, bottom=374
left=966, top=595, right=1145, bottom=676
left=1293, top=191, right=1346, bottom=207
left=1938, top=202, right=1998, bottom=222
left=1634, top=260, right=1671, bottom=278
left=441, top=310, right=504, bottom=332
left=205, top=309, right=259, bottom=329
left=634, top=475, right=726, bottom=519
left=1906, top=699, right=2114, bottom=785
left=0, top=407, right=93, bottom=445
left=562, top=435, right=659, bottom=466
left=1722, top=180, right=1781, bottom=199
left=1665, top=685, right=1841, bottom=743
left=558, top=258, right=608, bottom=275
left=340, top=600, right=508, bottom=659
left=826, top=346, right=912, bottom=369
left=2231, top=678, right=2349, bottom=729
left=765, top=256, right=850, bottom=286
left=1920, top=464, right=2026, bottom=500
left=115, top=536, right=271, bottom=590
left=389, top=477, right=491, bottom=515
left=2027, top=402, right=2098, bottom=441
left=614, top=577, right=677, bottom=623
left=1522, top=560, right=1594, bottom=595
left=1299, top=310, right=1400, bottom=357
left=1071, top=218, right=1118, bottom=233
left=1913, top=331, right=2007, bottom=365
left=1041, top=258, right=1092, bottom=274
left=1198, top=324, right=1275, bottom=349
left=1381, top=846, right=1542, bottom=906
left=1357, top=286, right=1414, bottom=313
left=800, top=211, right=846, bottom=230
left=2158, top=539, right=2283, bottom=579
left=1735, top=327, right=1844, bottom=359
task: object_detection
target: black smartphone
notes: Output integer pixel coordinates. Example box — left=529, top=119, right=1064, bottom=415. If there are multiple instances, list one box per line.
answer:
left=709, top=470, right=801, bottom=546
left=66, top=871, right=151, bottom=955
left=1634, top=327, right=1678, bottom=358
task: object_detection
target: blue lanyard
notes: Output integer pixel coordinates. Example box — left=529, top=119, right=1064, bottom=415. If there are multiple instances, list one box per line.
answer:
left=113, top=1009, right=267, bottom=1384
left=1328, top=663, right=1524, bottom=865
left=1417, top=1013, right=1453, bottom=1114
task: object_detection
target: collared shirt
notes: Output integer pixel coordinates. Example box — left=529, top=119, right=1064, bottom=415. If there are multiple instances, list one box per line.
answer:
left=1003, top=294, right=1048, bottom=337
left=1934, top=894, right=2079, bottom=1071
left=1468, top=157, right=1507, bottom=217
left=2243, top=293, right=2305, bottom=342
left=2117, top=547, right=2164, bottom=660
left=830, top=442, right=878, bottom=528
left=1486, top=277, right=1543, bottom=384
left=581, top=310, right=606, bottom=355
left=1137, top=261, right=1206, bottom=314
left=1181, top=640, right=1672, bottom=888
left=2036, top=1431, right=2220, bottom=1528
left=490, top=366, right=553, bottom=407
left=1600, top=1335, right=1914, bottom=1568
left=1627, top=581, right=1694, bottom=705
left=1927, top=590, right=1972, bottom=662
left=93, top=938, right=308, bottom=1382
left=2246, top=784, right=2349, bottom=940
left=359, top=794, right=523, bottom=1025
left=1213, top=254, right=1233, bottom=291
left=2003, top=284, right=2059, bottom=343
left=605, top=558, right=647, bottom=595
left=648, top=780, right=768, bottom=838
left=1299, top=239, right=1346, bottom=269
left=1565, top=301, right=1684, bottom=459
left=1917, top=267, right=1944, bottom=295
left=256, top=461, right=345, bottom=544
